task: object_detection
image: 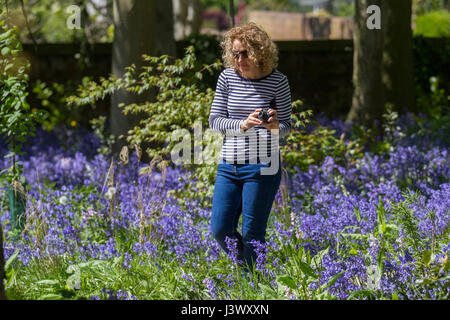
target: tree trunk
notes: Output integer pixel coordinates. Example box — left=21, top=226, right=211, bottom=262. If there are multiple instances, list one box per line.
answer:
left=346, top=0, right=384, bottom=126
left=111, top=0, right=175, bottom=155
left=0, top=223, right=6, bottom=300
left=173, top=0, right=202, bottom=40
left=382, top=0, right=415, bottom=113
left=229, top=0, right=235, bottom=27
left=190, top=0, right=203, bottom=35
left=173, top=0, right=189, bottom=40
left=156, top=0, right=177, bottom=55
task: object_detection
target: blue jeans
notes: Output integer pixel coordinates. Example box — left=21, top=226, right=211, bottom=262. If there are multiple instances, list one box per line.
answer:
left=210, top=157, right=282, bottom=272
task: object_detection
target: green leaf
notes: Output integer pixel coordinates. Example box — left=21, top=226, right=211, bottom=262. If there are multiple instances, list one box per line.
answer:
left=1, top=47, right=11, bottom=56
left=195, top=72, right=203, bottom=80
left=444, top=256, right=450, bottom=272
left=0, top=29, right=13, bottom=40
left=298, top=261, right=318, bottom=279
left=35, top=279, right=60, bottom=286
left=4, top=249, right=19, bottom=271
left=259, top=283, right=283, bottom=300
left=376, top=248, right=385, bottom=283
left=277, top=275, right=297, bottom=290
left=5, top=268, right=14, bottom=288
left=320, top=271, right=344, bottom=291
left=422, top=250, right=432, bottom=266
left=347, top=289, right=377, bottom=300
left=39, top=294, right=63, bottom=300
left=415, top=278, right=433, bottom=286
left=376, top=196, right=387, bottom=234
left=354, top=206, right=361, bottom=223
left=311, top=246, right=329, bottom=267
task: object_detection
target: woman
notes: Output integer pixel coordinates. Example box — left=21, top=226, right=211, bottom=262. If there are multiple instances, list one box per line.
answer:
left=209, top=22, right=292, bottom=272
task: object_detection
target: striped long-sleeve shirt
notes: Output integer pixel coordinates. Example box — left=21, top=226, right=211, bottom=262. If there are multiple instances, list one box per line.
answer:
left=209, top=68, right=292, bottom=164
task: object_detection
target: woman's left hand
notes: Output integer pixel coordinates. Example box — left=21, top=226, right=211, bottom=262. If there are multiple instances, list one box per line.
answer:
left=263, top=108, right=279, bottom=132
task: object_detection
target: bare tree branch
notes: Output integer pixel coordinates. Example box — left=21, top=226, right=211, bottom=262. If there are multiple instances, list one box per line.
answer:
left=19, top=0, right=38, bottom=49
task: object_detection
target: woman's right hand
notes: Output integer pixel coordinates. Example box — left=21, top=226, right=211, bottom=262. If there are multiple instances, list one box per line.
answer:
left=243, top=108, right=263, bottom=129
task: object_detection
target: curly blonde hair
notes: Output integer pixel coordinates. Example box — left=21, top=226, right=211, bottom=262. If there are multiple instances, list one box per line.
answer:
left=221, top=22, right=279, bottom=75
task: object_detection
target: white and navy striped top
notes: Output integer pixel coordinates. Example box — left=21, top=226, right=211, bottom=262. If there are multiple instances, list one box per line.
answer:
left=209, top=68, right=292, bottom=164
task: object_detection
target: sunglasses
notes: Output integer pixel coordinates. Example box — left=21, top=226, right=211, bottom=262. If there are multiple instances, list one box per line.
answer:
left=232, top=50, right=248, bottom=59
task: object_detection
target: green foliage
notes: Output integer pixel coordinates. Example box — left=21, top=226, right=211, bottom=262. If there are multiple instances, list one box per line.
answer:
left=334, top=0, right=355, bottom=17
left=5, top=221, right=346, bottom=300
left=410, top=76, right=450, bottom=146
left=413, top=37, right=450, bottom=142
left=390, top=191, right=449, bottom=299
left=31, top=80, right=83, bottom=131
left=281, top=103, right=363, bottom=175
left=283, top=125, right=364, bottom=174
left=89, top=116, right=115, bottom=156
left=183, top=34, right=221, bottom=65
left=2, top=0, right=112, bottom=43
left=69, top=46, right=221, bottom=157
left=413, top=0, right=450, bottom=16
left=68, top=46, right=223, bottom=206
left=414, top=10, right=450, bottom=37
left=3, top=179, right=448, bottom=300
left=30, top=75, right=103, bottom=131
left=0, top=21, right=47, bottom=184
left=246, top=0, right=302, bottom=12
left=382, top=104, right=405, bottom=148
left=202, top=0, right=229, bottom=11
left=420, top=77, right=449, bottom=119
left=337, top=191, right=449, bottom=300
left=182, top=34, right=222, bottom=91
left=413, top=37, right=450, bottom=96
left=263, top=233, right=344, bottom=300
